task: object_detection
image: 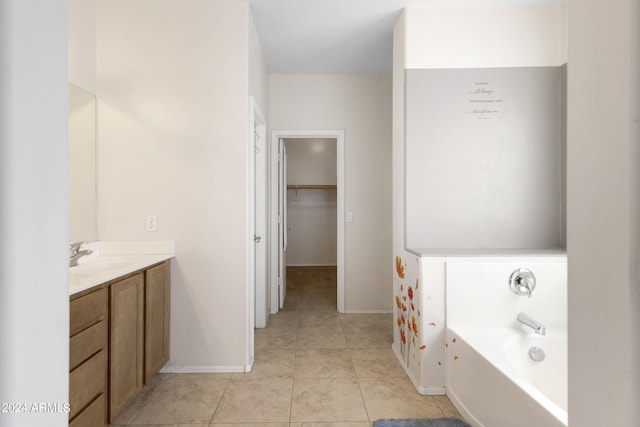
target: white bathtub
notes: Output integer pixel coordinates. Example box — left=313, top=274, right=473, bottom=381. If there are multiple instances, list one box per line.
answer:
left=446, top=327, right=567, bottom=427
left=444, top=258, right=567, bottom=427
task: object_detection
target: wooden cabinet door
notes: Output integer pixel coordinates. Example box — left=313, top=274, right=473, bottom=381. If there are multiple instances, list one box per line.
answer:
left=109, top=273, right=144, bottom=422
left=144, top=261, right=170, bottom=382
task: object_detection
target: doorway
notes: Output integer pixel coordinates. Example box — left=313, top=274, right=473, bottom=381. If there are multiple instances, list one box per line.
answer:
left=270, top=130, right=345, bottom=314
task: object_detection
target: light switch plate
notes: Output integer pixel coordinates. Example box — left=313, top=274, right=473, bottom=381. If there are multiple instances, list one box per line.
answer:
left=146, top=215, right=157, bottom=232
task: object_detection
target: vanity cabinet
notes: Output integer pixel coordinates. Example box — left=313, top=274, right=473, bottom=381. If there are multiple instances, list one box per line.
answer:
left=69, top=287, right=108, bottom=427
left=144, top=262, right=170, bottom=382
left=69, top=260, right=171, bottom=426
left=109, top=272, right=144, bottom=421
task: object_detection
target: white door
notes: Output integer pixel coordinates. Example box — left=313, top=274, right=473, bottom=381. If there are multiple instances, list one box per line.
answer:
left=254, top=120, right=268, bottom=328
left=278, top=139, right=288, bottom=309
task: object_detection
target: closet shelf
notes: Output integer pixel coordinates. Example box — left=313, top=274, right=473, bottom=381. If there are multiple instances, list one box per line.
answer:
left=287, top=185, right=337, bottom=190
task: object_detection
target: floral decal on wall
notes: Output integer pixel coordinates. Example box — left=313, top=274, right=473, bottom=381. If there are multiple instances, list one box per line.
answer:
left=394, top=255, right=426, bottom=366
left=444, top=336, right=459, bottom=363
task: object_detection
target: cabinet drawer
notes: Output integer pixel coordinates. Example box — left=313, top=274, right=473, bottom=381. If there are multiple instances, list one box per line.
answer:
left=70, top=288, right=107, bottom=334
left=69, top=350, right=106, bottom=420
left=70, top=320, right=107, bottom=371
left=69, top=393, right=105, bottom=427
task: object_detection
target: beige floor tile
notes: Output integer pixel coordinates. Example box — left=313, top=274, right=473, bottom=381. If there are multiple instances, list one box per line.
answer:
left=344, top=326, right=392, bottom=349
left=295, top=348, right=355, bottom=378
left=266, top=310, right=300, bottom=329
left=110, top=373, right=169, bottom=424
left=350, top=349, right=406, bottom=378
left=290, top=423, right=371, bottom=427
left=255, top=327, right=298, bottom=349
left=291, top=377, right=368, bottom=422
left=112, top=267, right=461, bottom=427
left=297, top=326, right=347, bottom=348
left=358, top=377, right=444, bottom=421
left=212, top=424, right=289, bottom=427
left=299, top=311, right=341, bottom=328
left=298, top=295, right=337, bottom=311
left=305, top=286, right=337, bottom=297
left=231, top=348, right=295, bottom=379
left=433, top=395, right=464, bottom=418
left=212, top=377, right=293, bottom=423
left=309, top=275, right=338, bottom=288
left=131, top=375, right=229, bottom=424
left=127, top=424, right=209, bottom=427
left=283, top=289, right=303, bottom=310
left=340, top=314, right=392, bottom=330
left=290, top=266, right=323, bottom=282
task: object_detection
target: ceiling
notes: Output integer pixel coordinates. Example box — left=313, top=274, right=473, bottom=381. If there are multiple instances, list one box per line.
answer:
left=238, top=0, right=565, bottom=75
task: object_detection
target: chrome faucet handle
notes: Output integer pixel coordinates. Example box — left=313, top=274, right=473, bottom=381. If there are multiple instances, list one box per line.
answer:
left=509, top=268, right=536, bottom=298
left=69, top=241, right=86, bottom=254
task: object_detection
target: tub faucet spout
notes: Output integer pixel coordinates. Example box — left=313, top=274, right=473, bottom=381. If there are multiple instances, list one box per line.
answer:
left=517, top=312, right=546, bottom=336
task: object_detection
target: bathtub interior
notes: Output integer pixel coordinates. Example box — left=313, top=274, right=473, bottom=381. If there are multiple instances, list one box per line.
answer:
left=444, top=257, right=568, bottom=427
left=503, top=329, right=568, bottom=411
left=446, top=327, right=568, bottom=427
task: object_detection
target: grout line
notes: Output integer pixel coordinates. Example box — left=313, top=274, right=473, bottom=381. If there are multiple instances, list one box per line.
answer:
left=341, top=309, right=373, bottom=424
left=116, top=372, right=171, bottom=425
left=289, top=308, right=300, bottom=426
left=207, top=373, right=232, bottom=425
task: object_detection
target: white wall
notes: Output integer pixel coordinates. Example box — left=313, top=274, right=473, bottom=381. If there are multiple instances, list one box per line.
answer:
left=405, top=5, right=563, bottom=69
left=68, top=84, right=97, bottom=242
left=68, top=0, right=97, bottom=244
left=286, top=138, right=337, bottom=185
left=392, top=12, right=407, bottom=255
left=249, top=12, right=268, bottom=117
left=269, top=75, right=392, bottom=311
left=97, top=0, right=259, bottom=370
left=68, top=0, right=96, bottom=93
left=0, top=1, right=69, bottom=425
left=286, top=188, right=337, bottom=266
left=567, top=0, right=640, bottom=424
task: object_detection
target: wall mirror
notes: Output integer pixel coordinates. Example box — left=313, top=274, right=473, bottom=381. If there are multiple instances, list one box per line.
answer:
left=68, top=83, right=97, bottom=243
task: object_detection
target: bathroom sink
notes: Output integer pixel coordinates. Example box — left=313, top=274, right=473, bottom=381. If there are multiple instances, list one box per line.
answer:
left=70, top=257, right=134, bottom=274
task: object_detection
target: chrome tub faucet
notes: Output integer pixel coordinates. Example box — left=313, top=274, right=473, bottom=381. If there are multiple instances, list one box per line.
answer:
left=517, top=312, right=546, bottom=336
left=69, top=241, right=92, bottom=267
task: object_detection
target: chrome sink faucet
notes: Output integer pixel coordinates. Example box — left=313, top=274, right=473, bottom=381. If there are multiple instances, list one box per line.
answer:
left=517, top=312, right=546, bottom=336
left=69, top=241, right=92, bottom=267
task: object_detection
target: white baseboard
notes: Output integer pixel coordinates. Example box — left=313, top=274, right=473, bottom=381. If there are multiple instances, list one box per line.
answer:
left=160, top=364, right=249, bottom=374
left=343, top=309, right=393, bottom=314
left=286, top=263, right=337, bottom=267
left=391, top=344, right=446, bottom=396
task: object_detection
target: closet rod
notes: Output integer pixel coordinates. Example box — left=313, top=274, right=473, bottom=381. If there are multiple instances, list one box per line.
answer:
left=286, top=184, right=337, bottom=190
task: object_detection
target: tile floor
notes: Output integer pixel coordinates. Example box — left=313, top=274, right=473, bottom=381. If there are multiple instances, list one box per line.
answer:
left=110, top=266, right=463, bottom=426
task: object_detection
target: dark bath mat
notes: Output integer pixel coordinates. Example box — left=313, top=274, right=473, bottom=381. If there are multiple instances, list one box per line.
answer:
left=374, top=417, right=472, bottom=427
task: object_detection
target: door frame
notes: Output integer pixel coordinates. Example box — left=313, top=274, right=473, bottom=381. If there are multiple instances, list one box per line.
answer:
left=278, top=140, right=287, bottom=310
left=269, top=130, right=346, bottom=313
left=247, top=97, right=267, bottom=371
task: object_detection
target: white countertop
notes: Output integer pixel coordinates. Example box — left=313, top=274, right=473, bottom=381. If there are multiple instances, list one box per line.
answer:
left=69, top=241, right=175, bottom=295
